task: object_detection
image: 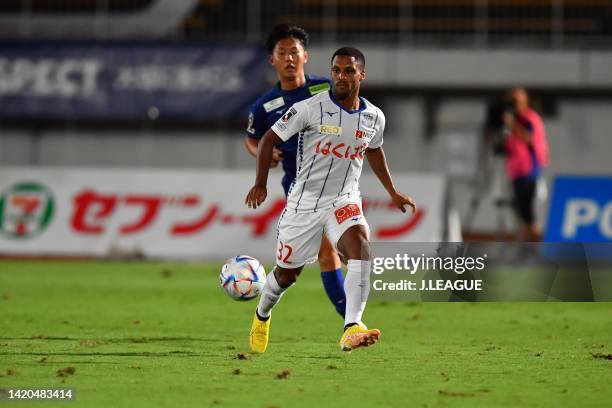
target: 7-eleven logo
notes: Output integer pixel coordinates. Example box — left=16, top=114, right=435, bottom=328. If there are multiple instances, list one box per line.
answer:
left=0, top=183, right=55, bottom=239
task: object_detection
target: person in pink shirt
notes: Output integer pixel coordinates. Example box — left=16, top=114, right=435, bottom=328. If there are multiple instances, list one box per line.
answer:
left=503, top=88, right=549, bottom=241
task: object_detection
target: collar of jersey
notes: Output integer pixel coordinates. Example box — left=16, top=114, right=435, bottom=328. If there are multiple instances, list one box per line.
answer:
left=275, top=74, right=313, bottom=95
left=328, top=90, right=367, bottom=114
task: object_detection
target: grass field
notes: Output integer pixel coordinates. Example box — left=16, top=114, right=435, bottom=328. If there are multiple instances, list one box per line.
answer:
left=0, top=260, right=611, bottom=407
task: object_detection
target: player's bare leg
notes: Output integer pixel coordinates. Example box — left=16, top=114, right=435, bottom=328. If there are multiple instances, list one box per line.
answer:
left=318, top=235, right=346, bottom=318
left=250, top=265, right=303, bottom=353
left=336, top=225, right=380, bottom=351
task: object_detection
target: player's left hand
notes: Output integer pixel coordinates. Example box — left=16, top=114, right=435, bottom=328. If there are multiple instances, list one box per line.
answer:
left=390, top=191, right=416, bottom=214
left=245, top=185, right=267, bottom=209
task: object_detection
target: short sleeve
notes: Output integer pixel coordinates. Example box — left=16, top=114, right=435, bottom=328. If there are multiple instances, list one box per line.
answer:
left=246, top=103, right=268, bottom=140
left=368, top=110, right=385, bottom=149
left=271, top=101, right=310, bottom=142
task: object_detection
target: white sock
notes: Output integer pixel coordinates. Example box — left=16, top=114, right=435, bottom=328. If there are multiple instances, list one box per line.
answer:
left=344, top=259, right=371, bottom=327
left=257, top=269, right=288, bottom=318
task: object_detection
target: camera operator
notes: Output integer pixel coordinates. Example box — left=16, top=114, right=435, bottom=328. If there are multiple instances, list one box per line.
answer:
left=502, top=88, right=549, bottom=241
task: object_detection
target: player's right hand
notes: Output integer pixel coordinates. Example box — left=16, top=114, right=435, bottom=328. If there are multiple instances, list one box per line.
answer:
left=245, top=185, right=267, bottom=209
left=390, top=191, right=417, bottom=214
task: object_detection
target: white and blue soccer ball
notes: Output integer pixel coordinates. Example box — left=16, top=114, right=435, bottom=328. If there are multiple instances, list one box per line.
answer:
left=220, top=255, right=266, bottom=301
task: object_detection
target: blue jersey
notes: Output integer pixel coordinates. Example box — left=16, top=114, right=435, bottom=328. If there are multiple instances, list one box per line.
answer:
left=246, top=75, right=331, bottom=195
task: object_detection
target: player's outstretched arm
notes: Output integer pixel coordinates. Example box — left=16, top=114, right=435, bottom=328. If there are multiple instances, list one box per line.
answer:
left=365, top=147, right=417, bottom=214
left=245, top=129, right=284, bottom=209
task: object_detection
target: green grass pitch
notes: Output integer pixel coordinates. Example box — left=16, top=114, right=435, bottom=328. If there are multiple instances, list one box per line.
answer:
left=0, top=260, right=611, bottom=407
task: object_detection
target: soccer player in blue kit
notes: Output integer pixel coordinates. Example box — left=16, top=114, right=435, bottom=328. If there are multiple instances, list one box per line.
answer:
left=244, top=23, right=347, bottom=318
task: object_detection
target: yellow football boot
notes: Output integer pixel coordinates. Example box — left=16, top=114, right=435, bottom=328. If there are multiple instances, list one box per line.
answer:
left=339, top=324, right=381, bottom=352
left=249, top=311, right=271, bottom=353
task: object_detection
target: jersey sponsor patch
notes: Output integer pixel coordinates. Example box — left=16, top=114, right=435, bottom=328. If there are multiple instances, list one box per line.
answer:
left=355, top=129, right=374, bottom=140
left=309, top=82, right=330, bottom=95
left=263, top=96, right=285, bottom=113
left=360, top=113, right=376, bottom=129
left=282, top=107, right=297, bottom=123
left=319, top=124, right=342, bottom=135
left=335, top=204, right=362, bottom=224
left=315, top=140, right=367, bottom=160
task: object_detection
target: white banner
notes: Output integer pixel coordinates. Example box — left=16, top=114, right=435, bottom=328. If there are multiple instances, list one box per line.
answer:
left=0, top=167, right=446, bottom=261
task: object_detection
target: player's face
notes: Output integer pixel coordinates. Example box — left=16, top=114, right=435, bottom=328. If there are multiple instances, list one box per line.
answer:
left=270, top=37, right=308, bottom=82
left=512, top=88, right=529, bottom=113
left=330, top=55, right=365, bottom=100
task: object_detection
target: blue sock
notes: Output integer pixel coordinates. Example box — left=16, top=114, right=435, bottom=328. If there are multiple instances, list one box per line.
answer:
left=320, top=268, right=346, bottom=318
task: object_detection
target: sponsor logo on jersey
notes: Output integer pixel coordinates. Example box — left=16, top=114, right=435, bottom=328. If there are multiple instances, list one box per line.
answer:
left=263, top=96, right=285, bottom=112
left=335, top=204, right=361, bottom=224
left=325, top=111, right=338, bottom=117
left=319, top=124, right=341, bottom=135
left=360, top=113, right=375, bottom=129
left=0, top=182, right=55, bottom=239
left=355, top=129, right=375, bottom=140
left=315, top=141, right=368, bottom=160
left=281, top=107, right=297, bottom=123
left=308, top=82, right=330, bottom=95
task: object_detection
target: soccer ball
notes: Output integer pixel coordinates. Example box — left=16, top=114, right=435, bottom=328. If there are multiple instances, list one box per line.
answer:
left=220, top=255, right=266, bottom=301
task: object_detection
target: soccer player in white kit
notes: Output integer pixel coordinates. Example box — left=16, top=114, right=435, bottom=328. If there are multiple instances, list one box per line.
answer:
left=245, top=47, right=416, bottom=353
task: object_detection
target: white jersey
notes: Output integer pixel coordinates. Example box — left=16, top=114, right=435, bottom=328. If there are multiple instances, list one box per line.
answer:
left=271, top=90, right=385, bottom=213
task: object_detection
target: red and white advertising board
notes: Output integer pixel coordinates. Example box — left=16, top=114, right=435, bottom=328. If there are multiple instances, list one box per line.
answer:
left=0, top=167, right=446, bottom=261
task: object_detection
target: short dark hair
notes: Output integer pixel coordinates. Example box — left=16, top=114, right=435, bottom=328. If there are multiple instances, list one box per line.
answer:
left=331, top=47, right=365, bottom=67
left=265, top=23, right=309, bottom=54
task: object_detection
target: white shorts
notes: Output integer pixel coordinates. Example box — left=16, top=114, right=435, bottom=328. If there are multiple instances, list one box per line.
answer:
left=275, top=197, right=369, bottom=269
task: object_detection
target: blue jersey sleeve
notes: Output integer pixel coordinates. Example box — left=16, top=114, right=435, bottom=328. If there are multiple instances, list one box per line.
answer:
left=246, top=102, right=268, bottom=140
